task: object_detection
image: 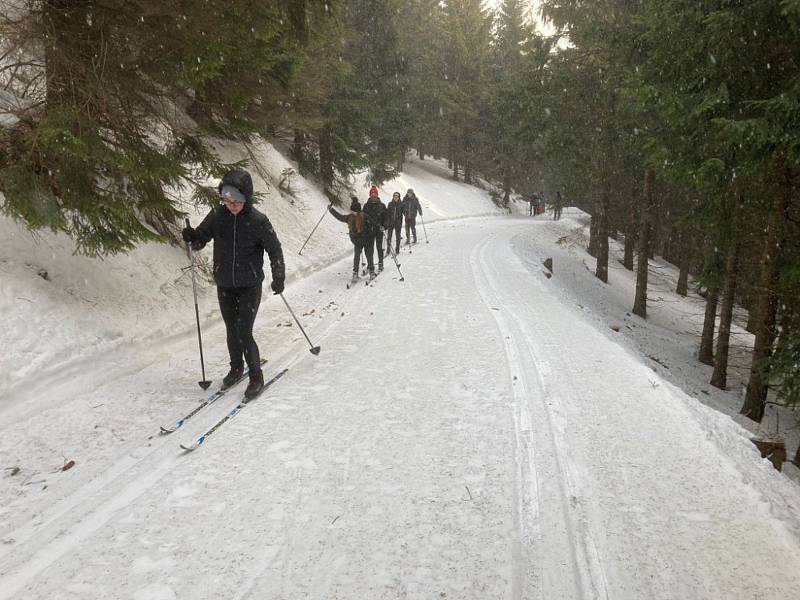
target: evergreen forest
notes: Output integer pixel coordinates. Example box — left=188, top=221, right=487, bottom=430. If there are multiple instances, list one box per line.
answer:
left=1, top=0, right=800, bottom=433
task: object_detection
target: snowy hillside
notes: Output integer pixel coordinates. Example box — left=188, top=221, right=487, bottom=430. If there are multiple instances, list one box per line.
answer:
left=1, top=143, right=799, bottom=600
left=0, top=140, right=509, bottom=397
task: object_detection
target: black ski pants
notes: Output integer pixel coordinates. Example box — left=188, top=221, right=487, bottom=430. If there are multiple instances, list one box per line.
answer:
left=218, top=284, right=262, bottom=373
left=405, top=218, right=417, bottom=244
left=385, top=224, right=401, bottom=254
left=362, top=233, right=380, bottom=273
left=352, top=239, right=369, bottom=274
left=374, top=230, right=384, bottom=267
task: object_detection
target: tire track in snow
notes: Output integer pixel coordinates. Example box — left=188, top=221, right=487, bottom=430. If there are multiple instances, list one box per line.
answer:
left=469, top=233, right=609, bottom=600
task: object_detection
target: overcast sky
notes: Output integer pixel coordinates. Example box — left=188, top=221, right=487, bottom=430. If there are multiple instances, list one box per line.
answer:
left=484, top=0, right=554, bottom=35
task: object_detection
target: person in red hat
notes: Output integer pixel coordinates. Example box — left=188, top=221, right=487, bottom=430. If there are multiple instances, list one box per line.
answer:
left=363, top=186, right=387, bottom=276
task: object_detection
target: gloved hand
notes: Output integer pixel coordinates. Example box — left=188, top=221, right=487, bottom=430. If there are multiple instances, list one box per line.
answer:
left=271, top=279, right=284, bottom=295
left=182, top=226, right=196, bottom=243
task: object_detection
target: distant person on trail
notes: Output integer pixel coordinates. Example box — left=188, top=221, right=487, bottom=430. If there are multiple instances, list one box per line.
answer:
left=537, top=191, right=546, bottom=215
left=329, top=197, right=370, bottom=283
left=553, top=191, right=563, bottom=221
left=363, top=186, right=387, bottom=275
left=181, top=169, right=285, bottom=400
left=402, top=188, right=422, bottom=245
left=385, top=192, right=404, bottom=255
left=528, top=193, right=537, bottom=216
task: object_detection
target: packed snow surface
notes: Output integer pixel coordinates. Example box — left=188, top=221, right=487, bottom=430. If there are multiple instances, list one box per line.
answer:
left=1, top=150, right=799, bottom=599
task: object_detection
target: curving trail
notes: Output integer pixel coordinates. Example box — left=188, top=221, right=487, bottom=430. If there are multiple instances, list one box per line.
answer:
left=1, top=217, right=799, bottom=599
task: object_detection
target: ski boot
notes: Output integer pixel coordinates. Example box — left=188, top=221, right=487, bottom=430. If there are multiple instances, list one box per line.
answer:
left=244, top=371, right=264, bottom=401
left=221, top=366, right=244, bottom=390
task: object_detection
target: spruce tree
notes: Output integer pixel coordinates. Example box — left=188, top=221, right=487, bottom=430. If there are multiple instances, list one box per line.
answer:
left=0, top=1, right=322, bottom=255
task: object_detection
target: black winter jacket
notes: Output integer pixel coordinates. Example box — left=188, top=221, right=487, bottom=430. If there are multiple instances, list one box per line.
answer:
left=192, top=203, right=285, bottom=290
left=362, top=197, right=387, bottom=235
left=402, top=193, right=422, bottom=220
left=385, top=199, right=404, bottom=228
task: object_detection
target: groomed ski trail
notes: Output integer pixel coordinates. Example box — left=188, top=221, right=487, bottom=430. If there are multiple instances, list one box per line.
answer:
left=2, top=216, right=800, bottom=599
left=469, top=223, right=800, bottom=599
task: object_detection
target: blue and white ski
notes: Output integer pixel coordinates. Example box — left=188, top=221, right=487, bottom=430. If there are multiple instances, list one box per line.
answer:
left=159, top=359, right=267, bottom=435
left=179, top=368, right=289, bottom=452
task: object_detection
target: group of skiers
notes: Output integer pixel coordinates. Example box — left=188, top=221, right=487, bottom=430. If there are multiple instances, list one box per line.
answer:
left=527, top=190, right=564, bottom=220
left=180, top=172, right=424, bottom=400
left=329, top=186, right=423, bottom=283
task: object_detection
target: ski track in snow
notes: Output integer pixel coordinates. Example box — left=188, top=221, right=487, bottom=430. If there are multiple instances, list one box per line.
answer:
left=1, top=178, right=800, bottom=597
left=470, top=234, right=605, bottom=599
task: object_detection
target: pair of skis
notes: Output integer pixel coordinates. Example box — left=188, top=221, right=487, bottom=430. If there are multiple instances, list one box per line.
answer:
left=179, top=368, right=288, bottom=452
left=159, top=359, right=267, bottom=435
left=159, top=360, right=287, bottom=452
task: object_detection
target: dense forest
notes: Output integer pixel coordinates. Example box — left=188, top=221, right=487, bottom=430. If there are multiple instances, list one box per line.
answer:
left=1, top=0, right=799, bottom=432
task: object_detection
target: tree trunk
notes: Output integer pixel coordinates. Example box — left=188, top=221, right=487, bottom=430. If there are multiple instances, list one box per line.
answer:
left=741, top=160, right=789, bottom=422
left=594, top=176, right=610, bottom=283
left=623, top=234, right=636, bottom=270
left=699, top=285, right=719, bottom=365
left=623, top=179, right=639, bottom=271
left=318, top=127, right=334, bottom=198
left=588, top=214, right=599, bottom=258
left=292, top=129, right=305, bottom=163
left=746, top=299, right=758, bottom=333
left=286, top=0, right=309, bottom=43
left=675, top=227, right=691, bottom=296
left=710, top=241, right=740, bottom=389
left=632, top=168, right=655, bottom=318
left=676, top=265, right=690, bottom=296
left=502, top=172, right=511, bottom=207
left=464, top=163, right=472, bottom=184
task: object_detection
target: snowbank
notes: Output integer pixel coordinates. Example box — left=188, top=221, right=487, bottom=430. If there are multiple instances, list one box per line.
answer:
left=0, top=144, right=506, bottom=401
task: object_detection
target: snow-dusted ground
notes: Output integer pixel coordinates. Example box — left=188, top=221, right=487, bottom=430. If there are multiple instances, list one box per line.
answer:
left=1, top=148, right=799, bottom=599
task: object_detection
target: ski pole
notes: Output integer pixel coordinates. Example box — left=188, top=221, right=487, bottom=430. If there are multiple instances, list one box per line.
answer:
left=420, top=212, right=429, bottom=243
left=298, top=202, right=332, bottom=256
left=185, top=218, right=212, bottom=390
left=279, top=293, right=321, bottom=355
left=386, top=240, right=405, bottom=282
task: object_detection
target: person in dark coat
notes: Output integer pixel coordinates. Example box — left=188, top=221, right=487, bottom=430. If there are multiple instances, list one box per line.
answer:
left=182, top=169, right=285, bottom=399
left=402, top=188, right=422, bottom=245
left=329, top=197, right=370, bottom=283
left=385, top=191, right=403, bottom=255
left=363, top=186, right=387, bottom=274
left=553, top=191, right=563, bottom=220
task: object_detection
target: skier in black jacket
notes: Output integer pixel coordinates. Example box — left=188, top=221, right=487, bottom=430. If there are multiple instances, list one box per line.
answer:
left=182, top=169, right=285, bottom=399
left=363, top=186, right=387, bottom=275
left=385, top=192, right=403, bottom=255
left=402, top=188, right=422, bottom=245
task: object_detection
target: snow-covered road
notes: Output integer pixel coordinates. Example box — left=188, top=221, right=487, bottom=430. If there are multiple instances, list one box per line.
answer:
left=2, top=216, right=800, bottom=599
